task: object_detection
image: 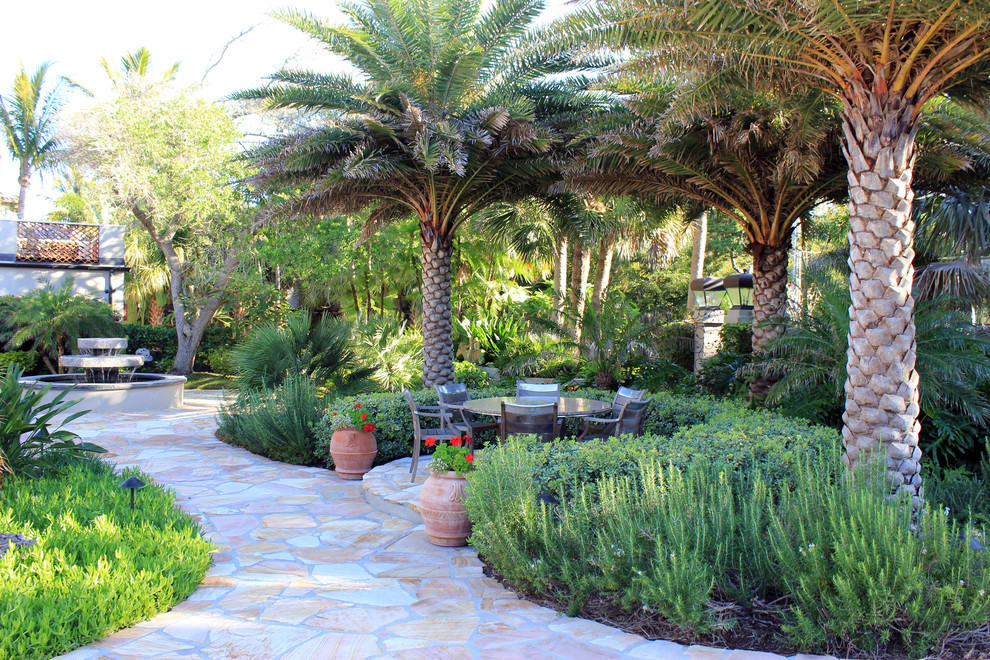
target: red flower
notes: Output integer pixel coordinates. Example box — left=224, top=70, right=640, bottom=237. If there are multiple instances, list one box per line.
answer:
left=363, top=422, right=375, bottom=433
left=451, top=437, right=463, bottom=447
left=424, top=436, right=437, bottom=447
left=463, top=435, right=473, bottom=446
left=465, top=454, right=474, bottom=463
left=333, top=412, right=337, bottom=416
left=361, top=413, right=367, bottom=421
left=354, top=403, right=361, bottom=408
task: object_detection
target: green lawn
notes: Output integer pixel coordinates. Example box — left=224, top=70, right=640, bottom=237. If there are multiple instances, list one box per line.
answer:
left=183, top=372, right=235, bottom=390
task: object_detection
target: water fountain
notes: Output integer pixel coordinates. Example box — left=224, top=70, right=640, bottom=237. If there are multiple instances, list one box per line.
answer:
left=18, top=338, right=186, bottom=413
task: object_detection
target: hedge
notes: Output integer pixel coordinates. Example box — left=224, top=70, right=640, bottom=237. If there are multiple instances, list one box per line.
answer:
left=0, top=351, right=37, bottom=375
left=119, top=323, right=238, bottom=373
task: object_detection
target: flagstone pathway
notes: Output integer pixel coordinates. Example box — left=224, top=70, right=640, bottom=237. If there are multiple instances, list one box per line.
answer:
left=55, top=391, right=833, bottom=660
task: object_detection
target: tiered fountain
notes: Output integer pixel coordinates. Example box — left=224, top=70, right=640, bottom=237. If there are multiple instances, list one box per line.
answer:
left=18, top=338, right=186, bottom=413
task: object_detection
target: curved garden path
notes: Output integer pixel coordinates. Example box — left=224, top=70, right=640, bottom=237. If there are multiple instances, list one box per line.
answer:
left=56, top=392, right=832, bottom=660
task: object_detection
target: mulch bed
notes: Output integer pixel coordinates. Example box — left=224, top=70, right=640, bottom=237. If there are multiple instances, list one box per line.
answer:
left=479, top=559, right=990, bottom=660
left=0, top=533, right=37, bottom=559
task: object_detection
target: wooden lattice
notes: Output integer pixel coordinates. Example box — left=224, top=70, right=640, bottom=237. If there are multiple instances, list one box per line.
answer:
left=16, top=222, right=99, bottom=264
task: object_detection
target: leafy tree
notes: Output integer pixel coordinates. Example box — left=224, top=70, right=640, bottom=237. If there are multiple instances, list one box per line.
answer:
left=66, top=81, right=261, bottom=374
left=576, top=0, right=990, bottom=505
left=4, top=280, right=115, bottom=373
left=0, top=63, right=64, bottom=219
left=239, top=0, right=612, bottom=385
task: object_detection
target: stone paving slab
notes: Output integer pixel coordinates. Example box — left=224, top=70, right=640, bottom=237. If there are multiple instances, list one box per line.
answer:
left=50, top=391, right=837, bottom=660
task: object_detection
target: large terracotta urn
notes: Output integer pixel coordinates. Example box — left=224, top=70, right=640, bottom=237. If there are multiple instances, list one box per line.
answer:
left=418, top=472, right=471, bottom=546
left=329, top=429, right=377, bottom=480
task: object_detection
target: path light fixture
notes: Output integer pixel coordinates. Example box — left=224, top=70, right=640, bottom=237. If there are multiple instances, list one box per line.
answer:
left=119, top=476, right=146, bottom=510
left=723, top=272, right=754, bottom=323
left=689, top=277, right=725, bottom=309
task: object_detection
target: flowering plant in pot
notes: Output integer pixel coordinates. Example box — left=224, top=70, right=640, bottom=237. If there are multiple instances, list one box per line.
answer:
left=418, top=434, right=474, bottom=546
left=328, top=402, right=377, bottom=480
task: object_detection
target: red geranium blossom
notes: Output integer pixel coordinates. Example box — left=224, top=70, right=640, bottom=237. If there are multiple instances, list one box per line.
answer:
left=465, top=454, right=474, bottom=463
left=451, top=436, right=463, bottom=447
left=363, top=422, right=375, bottom=433
left=361, top=413, right=367, bottom=421
left=424, top=436, right=437, bottom=447
left=354, top=403, right=361, bottom=408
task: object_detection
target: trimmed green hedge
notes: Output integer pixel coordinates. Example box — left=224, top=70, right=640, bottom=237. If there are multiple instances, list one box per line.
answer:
left=0, top=460, right=212, bottom=660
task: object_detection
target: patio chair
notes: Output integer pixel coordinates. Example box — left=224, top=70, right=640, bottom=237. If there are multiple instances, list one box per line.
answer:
left=577, top=396, right=653, bottom=441
left=404, top=389, right=462, bottom=483
left=500, top=401, right=561, bottom=442
left=616, top=386, right=647, bottom=402
left=516, top=381, right=561, bottom=399
left=435, top=383, right=499, bottom=438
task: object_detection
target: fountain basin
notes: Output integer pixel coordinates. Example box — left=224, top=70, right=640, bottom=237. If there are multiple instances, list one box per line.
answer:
left=59, top=355, right=145, bottom=369
left=18, top=373, right=186, bottom=413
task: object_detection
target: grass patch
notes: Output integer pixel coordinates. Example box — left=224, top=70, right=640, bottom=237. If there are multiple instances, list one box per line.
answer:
left=0, top=460, right=213, bottom=660
left=183, top=372, right=235, bottom=390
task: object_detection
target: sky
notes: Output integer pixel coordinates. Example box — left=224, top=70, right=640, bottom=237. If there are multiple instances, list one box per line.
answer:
left=1, top=0, right=573, bottom=218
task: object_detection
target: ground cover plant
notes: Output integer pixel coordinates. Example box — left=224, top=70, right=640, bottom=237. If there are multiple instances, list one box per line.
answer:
left=0, top=460, right=213, bottom=660
left=466, top=436, right=990, bottom=658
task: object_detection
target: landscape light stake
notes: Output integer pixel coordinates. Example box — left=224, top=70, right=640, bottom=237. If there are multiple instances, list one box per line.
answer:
left=119, top=476, right=146, bottom=510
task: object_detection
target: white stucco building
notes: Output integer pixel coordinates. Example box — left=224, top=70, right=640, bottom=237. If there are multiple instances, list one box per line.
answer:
left=0, top=220, right=127, bottom=315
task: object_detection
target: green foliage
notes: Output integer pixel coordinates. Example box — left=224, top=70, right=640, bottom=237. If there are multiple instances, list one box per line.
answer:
left=466, top=442, right=990, bottom=656
left=119, top=323, right=237, bottom=374
left=719, top=323, right=752, bottom=354
left=428, top=436, right=474, bottom=475
left=0, top=366, right=105, bottom=479
left=232, top=313, right=372, bottom=392
left=216, top=375, right=328, bottom=465
left=200, top=347, right=235, bottom=376
left=4, top=281, right=115, bottom=373
left=640, top=391, right=740, bottom=437
left=453, top=361, right=492, bottom=389
left=0, top=351, right=37, bottom=375
left=651, top=322, right=694, bottom=371
left=630, top=359, right=691, bottom=393
left=696, top=351, right=752, bottom=397
left=352, top=317, right=422, bottom=392
left=0, top=460, right=212, bottom=660
left=926, top=442, right=990, bottom=527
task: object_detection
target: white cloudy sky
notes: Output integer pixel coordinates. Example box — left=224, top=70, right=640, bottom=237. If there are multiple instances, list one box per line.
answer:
left=1, top=0, right=573, bottom=217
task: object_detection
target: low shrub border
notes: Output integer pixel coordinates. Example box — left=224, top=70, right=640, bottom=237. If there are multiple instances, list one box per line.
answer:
left=466, top=438, right=990, bottom=659
left=0, top=460, right=213, bottom=660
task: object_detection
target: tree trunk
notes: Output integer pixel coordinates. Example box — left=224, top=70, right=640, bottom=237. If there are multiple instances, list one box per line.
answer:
left=420, top=224, right=454, bottom=386
left=750, top=243, right=789, bottom=353
left=148, top=297, right=164, bottom=326
left=17, top=164, right=30, bottom=220
left=552, top=236, right=568, bottom=326
left=591, top=234, right=616, bottom=314
left=840, top=92, right=922, bottom=506
left=350, top=279, right=361, bottom=317
left=687, top=211, right=708, bottom=312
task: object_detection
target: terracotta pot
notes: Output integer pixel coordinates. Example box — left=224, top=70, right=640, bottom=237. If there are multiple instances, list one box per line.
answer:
left=329, top=429, right=377, bottom=480
left=418, top=471, right=471, bottom=546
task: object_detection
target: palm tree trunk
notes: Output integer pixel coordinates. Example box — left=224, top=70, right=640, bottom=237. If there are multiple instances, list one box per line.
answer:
left=420, top=226, right=455, bottom=386
left=840, top=94, right=922, bottom=506
left=570, top=241, right=590, bottom=315
left=552, top=236, right=568, bottom=326
left=687, top=211, right=708, bottom=312
left=17, top=163, right=30, bottom=220
left=148, top=297, right=164, bottom=326
left=750, top=242, right=789, bottom=353
left=591, top=234, right=616, bottom=314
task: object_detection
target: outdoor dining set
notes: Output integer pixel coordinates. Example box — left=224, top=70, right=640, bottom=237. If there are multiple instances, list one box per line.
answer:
left=404, top=381, right=652, bottom=481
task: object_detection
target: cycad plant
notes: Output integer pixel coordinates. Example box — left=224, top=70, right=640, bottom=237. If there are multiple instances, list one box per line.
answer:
left=754, top=286, right=990, bottom=464
left=238, top=0, right=612, bottom=386
left=5, top=280, right=115, bottom=373
left=232, top=313, right=372, bottom=392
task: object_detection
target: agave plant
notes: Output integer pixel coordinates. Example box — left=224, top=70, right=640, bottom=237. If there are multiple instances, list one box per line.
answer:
left=0, top=365, right=105, bottom=479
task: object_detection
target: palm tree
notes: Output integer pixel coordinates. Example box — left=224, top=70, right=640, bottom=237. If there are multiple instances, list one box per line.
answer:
left=575, top=0, right=990, bottom=507
left=101, top=47, right=179, bottom=86
left=567, top=92, right=848, bottom=358
left=238, top=0, right=610, bottom=386
left=0, top=63, right=64, bottom=219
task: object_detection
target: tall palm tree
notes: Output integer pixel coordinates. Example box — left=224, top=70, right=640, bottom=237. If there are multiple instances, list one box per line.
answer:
left=0, top=63, right=64, bottom=219
left=582, top=0, right=990, bottom=503
left=567, top=92, right=848, bottom=358
left=238, top=0, right=610, bottom=386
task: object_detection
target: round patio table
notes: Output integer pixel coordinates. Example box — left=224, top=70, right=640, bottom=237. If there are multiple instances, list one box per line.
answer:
left=462, top=396, right=611, bottom=418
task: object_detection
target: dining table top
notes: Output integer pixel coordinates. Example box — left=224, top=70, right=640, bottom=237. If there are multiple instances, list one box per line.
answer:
left=461, top=396, right=612, bottom=418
